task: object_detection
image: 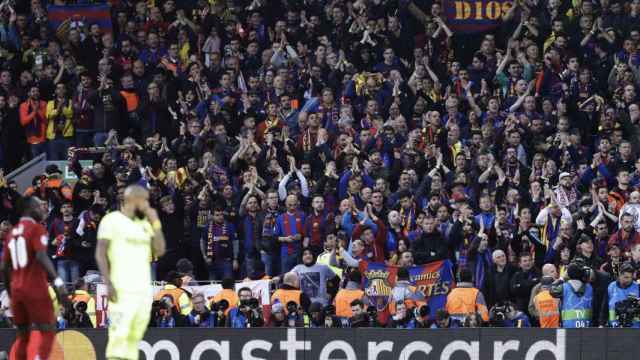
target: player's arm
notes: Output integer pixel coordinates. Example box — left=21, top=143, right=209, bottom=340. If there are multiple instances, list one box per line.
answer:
left=96, top=217, right=117, bottom=302
left=35, top=250, right=68, bottom=301
left=95, top=236, right=116, bottom=301
left=146, top=207, right=166, bottom=258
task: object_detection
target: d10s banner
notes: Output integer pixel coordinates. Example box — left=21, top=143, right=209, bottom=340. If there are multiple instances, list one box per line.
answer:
left=443, top=0, right=514, bottom=33
left=359, top=260, right=455, bottom=318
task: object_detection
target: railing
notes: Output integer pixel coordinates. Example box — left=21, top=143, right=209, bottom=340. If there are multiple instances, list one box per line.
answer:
left=5, top=153, right=46, bottom=194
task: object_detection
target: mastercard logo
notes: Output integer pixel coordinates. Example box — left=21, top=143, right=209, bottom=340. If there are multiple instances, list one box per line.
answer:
left=52, top=330, right=97, bottom=360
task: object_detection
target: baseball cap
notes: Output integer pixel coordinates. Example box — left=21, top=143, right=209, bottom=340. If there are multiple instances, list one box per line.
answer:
left=559, top=172, right=571, bottom=180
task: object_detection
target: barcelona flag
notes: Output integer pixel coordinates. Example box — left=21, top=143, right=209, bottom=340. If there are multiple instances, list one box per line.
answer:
left=47, top=4, right=113, bottom=40
left=360, top=260, right=455, bottom=320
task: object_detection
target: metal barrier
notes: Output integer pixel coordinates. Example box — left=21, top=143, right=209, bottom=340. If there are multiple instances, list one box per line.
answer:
left=5, top=153, right=46, bottom=194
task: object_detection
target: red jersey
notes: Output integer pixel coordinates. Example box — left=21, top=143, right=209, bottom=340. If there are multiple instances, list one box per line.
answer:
left=2, top=217, right=49, bottom=293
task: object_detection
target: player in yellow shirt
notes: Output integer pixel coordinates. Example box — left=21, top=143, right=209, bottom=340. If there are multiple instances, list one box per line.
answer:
left=95, top=185, right=166, bottom=360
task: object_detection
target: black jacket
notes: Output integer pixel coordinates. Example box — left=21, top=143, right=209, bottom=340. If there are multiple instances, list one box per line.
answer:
left=483, top=264, right=518, bottom=308
left=510, top=267, right=542, bottom=313
left=412, top=230, right=448, bottom=265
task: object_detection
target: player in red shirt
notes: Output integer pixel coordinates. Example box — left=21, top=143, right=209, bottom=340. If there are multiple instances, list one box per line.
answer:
left=1, top=197, right=68, bottom=360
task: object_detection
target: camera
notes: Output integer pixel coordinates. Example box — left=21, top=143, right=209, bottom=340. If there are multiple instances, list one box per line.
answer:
left=286, top=301, right=299, bottom=314
left=248, top=298, right=260, bottom=309
left=615, top=295, right=640, bottom=328
left=74, top=301, right=88, bottom=313
left=490, top=301, right=514, bottom=327
left=211, top=299, right=229, bottom=313
left=569, top=258, right=593, bottom=281
left=492, top=303, right=508, bottom=322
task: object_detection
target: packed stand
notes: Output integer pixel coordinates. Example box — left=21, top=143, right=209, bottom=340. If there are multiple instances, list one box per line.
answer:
left=1, top=0, right=640, bottom=328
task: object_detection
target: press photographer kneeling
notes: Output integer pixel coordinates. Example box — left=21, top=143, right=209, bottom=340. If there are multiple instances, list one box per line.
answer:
left=489, top=301, right=530, bottom=327
left=599, top=262, right=640, bottom=328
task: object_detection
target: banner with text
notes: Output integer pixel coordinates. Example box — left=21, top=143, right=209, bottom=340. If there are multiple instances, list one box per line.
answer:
left=360, top=260, right=455, bottom=318
left=444, top=0, right=513, bottom=33
left=2, top=327, right=632, bottom=360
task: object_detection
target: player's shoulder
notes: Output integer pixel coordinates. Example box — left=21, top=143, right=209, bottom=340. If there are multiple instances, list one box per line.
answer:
left=17, top=218, right=46, bottom=234
left=100, top=211, right=124, bottom=224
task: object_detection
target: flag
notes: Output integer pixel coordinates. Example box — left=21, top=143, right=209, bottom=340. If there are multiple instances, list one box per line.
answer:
left=361, top=260, right=455, bottom=319
left=443, top=0, right=514, bottom=34
left=48, top=4, right=113, bottom=40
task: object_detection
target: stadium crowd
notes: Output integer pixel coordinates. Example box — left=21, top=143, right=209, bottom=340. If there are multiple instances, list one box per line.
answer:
left=2, top=0, right=640, bottom=329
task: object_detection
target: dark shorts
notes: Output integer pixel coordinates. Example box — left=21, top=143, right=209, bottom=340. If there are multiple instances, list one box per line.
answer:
left=11, top=289, right=55, bottom=326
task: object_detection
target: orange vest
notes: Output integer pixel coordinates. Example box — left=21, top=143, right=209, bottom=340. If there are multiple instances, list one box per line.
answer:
left=155, top=286, right=186, bottom=308
left=70, top=292, right=91, bottom=303
left=445, top=287, right=489, bottom=321
left=533, top=290, right=560, bottom=328
left=210, top=289, right=239, bottom=316
left=271, top=289, right=302, bottom=315
left=334, top=289, right=364, bottom=317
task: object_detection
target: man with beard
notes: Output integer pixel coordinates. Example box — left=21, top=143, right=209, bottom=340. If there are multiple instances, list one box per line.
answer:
left=238, top=193, right=265, bottom=278
left=292, top=248, right=339, bottom=307
left=554, top=172, right=578, bottom=212
left=303, top=195, right=334, bottom=256
left=610, top=169, right=632, bottom=205
left=201, top=206, right=239, bottom=280
left=502, top=144, right=529, bottom=183
left=536, top=192, right=572, bottom=256
left=618, top=191, right=640, bottom=232
left=609, top=212, right=640, bottom=253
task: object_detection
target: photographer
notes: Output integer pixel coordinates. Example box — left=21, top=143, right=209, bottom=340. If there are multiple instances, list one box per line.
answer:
left=61, top=300, right=93, bottom=328
left=413, top=305, right=431, bottom=328
left=349, top=299, right=370, bottom=328
left=227, top=287, right=264, bottom=328
left=489, top=301, right=531, bottom=327
left=69, top=279, right=96, bottom=327
left=308, top=302, right=326, bottom=328
left=463, top=313, right=484, bottom=328
left=387, top=301, right=416, bottom=328
left=268, top=303, right=287, bottom=327
left=151, top=298, right=184, bottom=328
left=550, top=262, right=593, bottom=328
left=186, top=293, right=215, bottom=328
left=285, top=301, right=307, bottom=327
left=209, top=299, right=230, bottom=327
left=430, top=309, right=462, bottom=328
left=599, top=263, right=640, bottom=327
